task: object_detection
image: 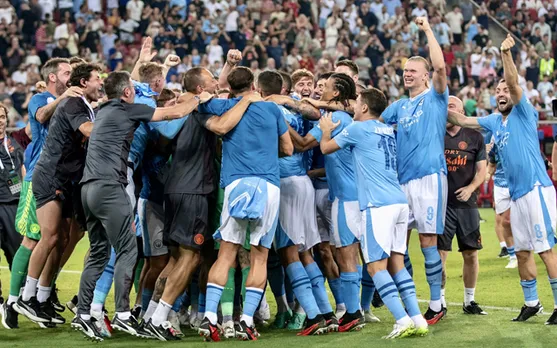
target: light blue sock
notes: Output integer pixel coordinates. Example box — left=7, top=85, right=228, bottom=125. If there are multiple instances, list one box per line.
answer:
left=328, top=278, right=344, bottom=307
left=243, top=287, right=265, bottom=318
left=141, top=289, right=153, bottom=311
left=520, top=279, right=539, bottom=306
left=508, top=246, right=516, bottom=258
left=171, top=290, right=185, bottom=312
left=373, top=270, right=407, bottom=321
left=422, top=246, right=442, bottom=302
left=550, top=278, right=557, bottom=307
left=305, top=262, right=333, bottom=314
left=404, top=250, right=414, bottom=277
left=205, top=283, right=223, bottom=324
left=393, top=268, right=421, bottom=317
left=285, top=262, right=320, bottom=319
left=92, top=248, right=116, bottom=305
left=361, top=268, right=374, bottom=311
left=199, top=292, right=206, bottom=314
left=340, top=272, right=360, bottom=314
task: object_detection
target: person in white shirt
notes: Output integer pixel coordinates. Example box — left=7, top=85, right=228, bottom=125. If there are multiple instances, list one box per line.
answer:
left=11, top=65, right=28, bottom=85
left=319, top=0, right=335, bottom=28
left=0, top=0, right=15, bottom=24
left=91, top=12, right=106, bottom=32
left=532, top=15, right=552, bottom=41
left=411, top=1, right=428, bottom=18
left=518, top=68, right=528, bottom=91
left=543, top=89, right=555, bottom=107
left=126, top=0, right=144, bottom=22
left=225, top=6, right=239, bottom=32
left=38, top=0, right=55, bottom=20
left=54, top=22, right=69, bottom=41
left=376, top=6, right=390, bottom=31
left=24, top=48, right=42, bottom=66
left=470, top=46, right=485, bottom=84
left=370, top=0, right=383, bottom=17
left=166, top=75, right=182, bottom=91
left=524, top=81, right=541, bottom=102
left=207, top=38, right=224, bottom=65
left=119, top=16, right=139, bottom=43
left=88, top=0, right=102, bottom=13
left=538, top=76, right=554, bottom=100
left=445, top=5, right=464, bottom=44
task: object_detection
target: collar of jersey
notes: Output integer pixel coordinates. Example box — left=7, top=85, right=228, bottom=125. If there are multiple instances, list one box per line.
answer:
left=133, top=80, right=159, bottom=97
left=409, top=87, right=429, bottom=102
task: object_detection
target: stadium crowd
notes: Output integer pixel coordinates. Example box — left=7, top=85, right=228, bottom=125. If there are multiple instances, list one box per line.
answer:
left=0, top=0, right=557, bottom=344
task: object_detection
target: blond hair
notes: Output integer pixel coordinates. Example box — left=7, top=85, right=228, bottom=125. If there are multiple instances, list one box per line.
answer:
left=291, top=69, right=315, bottom=86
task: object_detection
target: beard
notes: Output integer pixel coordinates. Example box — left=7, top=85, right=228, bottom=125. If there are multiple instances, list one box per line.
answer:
left=55, top=79, right=68, bottom=96
left=497, top=102, right=513, bottom=116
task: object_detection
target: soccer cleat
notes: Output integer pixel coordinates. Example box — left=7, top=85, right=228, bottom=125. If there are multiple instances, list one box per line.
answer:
left=146, top=320, right=181, bottom=341
left=272, top=310, right=292, bottom=329
left=66, top=295, right=78, bottom=315
left=71, top=316, right=104, bottom=342
left=463, top=302, right=488, bottom=315
left=335, top=306, right=346, bottom=320
left=16, top=297, right=51, bottom=323
left=382, top=321, right=416, bottom=339
left=49, top=289, right=65, bottom=313
left=2, top=300, right=19, bottom=329
left=178, top=307, right=190, bottom=326
left=168, top=311, right=184, bottom=337
left=235, top=320, right=259, bottom=340
left=545, top=309, right=557, bottom=325
left=506, top=257, right=518, bottom=269
left=112, top=314, right=148, bottom=338
left=41, top=301, right=65, bottom=324
left=363, top=309, right=381, bottom=323
left=372, top=290, right=384, bottom=308
left=255, top=295, right=271, bottom=325
left=338, top=311, right=365, bottom=332
left=424, top=307, right=445, bottom=325
left=37, top=321, right=57, bottom=329
left=199, top=318, right=221, bottom=342
left=287, top=312, right=306, bottom=330
left=498, top=247, right=509, bottom=258
left=222, top=320, right=236, bottom=338
left=512, top=302, right=543, bottom=322
left=323, top=312, right=339, bottom=332
left=91, top=310, right=112, bottom=338
left=296, top=314, right=327, bottom=336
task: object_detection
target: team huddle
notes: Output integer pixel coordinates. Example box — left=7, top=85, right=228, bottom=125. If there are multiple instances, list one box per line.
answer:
left=0, top=17, right=556, bottom=343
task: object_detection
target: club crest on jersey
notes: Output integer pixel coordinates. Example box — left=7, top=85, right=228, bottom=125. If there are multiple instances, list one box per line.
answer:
left=458, top=141, right=468, bottom=150
left=399, top=109, right=423, bottom=129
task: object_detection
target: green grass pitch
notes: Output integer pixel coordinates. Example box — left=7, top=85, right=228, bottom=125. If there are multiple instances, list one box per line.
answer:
left=1, top=208, right=556, bottom=347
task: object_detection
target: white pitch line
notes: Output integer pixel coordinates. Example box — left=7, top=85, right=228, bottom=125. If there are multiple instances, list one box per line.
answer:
left=0, top=266, right=82, bottom=275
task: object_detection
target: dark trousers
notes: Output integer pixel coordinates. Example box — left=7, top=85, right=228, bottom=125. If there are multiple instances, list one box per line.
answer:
left=77, top=181, right=137, bottom=315
left=0, top=203, right=23, bottom=268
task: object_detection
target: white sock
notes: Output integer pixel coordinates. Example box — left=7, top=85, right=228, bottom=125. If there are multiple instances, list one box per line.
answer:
left=117, top=311, right=131, bottom=320
left=197, top=310, right=205, bottom=321
left=7, top=295, right=18, bottom=305
left=336, top=303, right=346, bottom=313
left=396, top=315, right=413, bottom=327
left=411, top=314, right=428, bottom=329
left=80, top=313, right=91, bottom=320
left=276, top=294, right=289, bottom=313
left=37, top=285, right=51, bottom=303
left=429, top=299, right=442, bottom=312
left=152, top=300, right=172, bottom=326
left=143, top=300, right=158, bottom=322
left=90, top=309, right=103, bottom=320
left=464, top=288, right=475, bottom=306
left=240, top=313, right=254, bottom=327
left=500, top=242, right=507, bottom=248
left=205, top=311, right=218, bottom=325
left=22, top=276, right=38, bottom=301
left=91, top=302, right=103, bottom=313
left=525, top=300, right=539, bottom=307
left=441, top=288, right=446, bottom=307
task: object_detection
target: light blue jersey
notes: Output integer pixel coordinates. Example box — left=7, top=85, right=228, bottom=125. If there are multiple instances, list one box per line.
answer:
left=488, top=142, right=508, bottom=188
left=309, top=111, right=358, bottom=202
left=198, top=98, right=288, bottom=188
left=335, top=120, right=408, bottom=210
left=478, top=94, right=552, bottom=200
left=279, top=105, right=307, bottom=178
left=24, top=91, right=56, bottom=181
left=381, top=87, right=449, bottom=184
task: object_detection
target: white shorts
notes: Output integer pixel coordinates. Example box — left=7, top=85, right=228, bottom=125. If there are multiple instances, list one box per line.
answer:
left=402, top=173, right=447, bottom=234
left=331, top=199, right=361, bottom=248
left=510, top=185, right=557, bottom=253
left=140, top=199, right=168, bottom=257
left=215, top=178, right=280, bottom=249
left=125, top=166, right=136, bottom=211
left=494, top=185, right=511, bottom=215
left=360, top=204, right=409, bottom=263
left=275, top=176, right=320, bottom=252
left=315, top=188, right=332, bottom=243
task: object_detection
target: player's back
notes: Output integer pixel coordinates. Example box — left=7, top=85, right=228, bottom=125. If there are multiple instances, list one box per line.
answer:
left=278, top=105, right=307, bottom=178
left=382, top=87, right=448, bottom=184
left=348, top=120, right=407, bottom=209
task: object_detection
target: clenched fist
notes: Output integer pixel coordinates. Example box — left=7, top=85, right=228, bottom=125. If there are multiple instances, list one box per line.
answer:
left=501, top=34, right=515, bottom=53
left=415, top=17, right=431, bottom=32
left=226, top=49, right=242, bottom=66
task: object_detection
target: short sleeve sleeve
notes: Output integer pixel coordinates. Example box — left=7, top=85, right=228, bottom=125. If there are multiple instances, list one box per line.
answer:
left=28, top=93, right=50, bottom=120
left=334, top=122, right=360, bottom=149
left=513, top=92, right=538, bottom=122
left=67, top=99, right=92, bottom=132
left=198, top=98, right=237, bottom=116
left=309, top=123, right=323, bottom=142
left=126, top=103, right=156, bottom=122
left=477, top=113, right=499, bottom=133
left=381, top=101, right=399, bottom=125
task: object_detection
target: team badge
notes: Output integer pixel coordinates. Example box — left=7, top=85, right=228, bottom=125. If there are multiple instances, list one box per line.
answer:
left=194, top=233, right=205, bottom=245
left=458, top=141, right=468, bottom=150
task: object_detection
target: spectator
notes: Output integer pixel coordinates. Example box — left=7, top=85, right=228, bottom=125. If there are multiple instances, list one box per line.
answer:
left=450, top=57, right=468, bottom=87
left=479, top=60, right=497, bottom=84
left=538, top=75, right=554, bottom=100
left=384, top=0, right=402, bottom=17
left=433, top=16, right=452, bottom=46
left=127, top=0, right=144, bottom=22
left=472, top=26, right=489, bottom=47
left=100, top=25, right=118, bottom=61
left=319, top=0, right=335, bottom=29
left=51, top=38, right=71, bottom=58
left=524, top=80, right=541, bottom=103
left=470, top=46, right=485, bottom=86
left=445, top=5, right=464, bottom=44
left=532, top=14, right=552, bottom=40
left=411, top=1, right=428, bottom=18
left=540, top=51, right=555, bottom=80
left=354, top=49, right=372, bottom=84
left=536, top=34, right=552, bottom=56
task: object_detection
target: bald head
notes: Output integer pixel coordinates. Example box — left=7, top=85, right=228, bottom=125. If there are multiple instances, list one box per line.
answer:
left=448, top=96, right=464, bottom=114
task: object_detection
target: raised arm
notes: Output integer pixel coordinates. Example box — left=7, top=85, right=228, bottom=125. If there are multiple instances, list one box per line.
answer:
left=152, top=92, right=213, bottom=122
left=447, top=110, right=481, bottom=129
left=204, top=93, right=262, bottom=136
left=35, top=87, right=83, bottom=124
left=266, top=95, right=321, bottom=120
left=500, top=34, right=522, bottom=104
left=219, top=50, right=242, bottom=89
left=416, top=17, right=447, bottom=94
left=131, top=37, right=157, bottom=82
left=161, top=54, right=181, bottom=80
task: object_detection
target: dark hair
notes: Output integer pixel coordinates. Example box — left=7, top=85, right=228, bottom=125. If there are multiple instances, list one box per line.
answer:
left=41, top=58, right=70, bottom=81
left=360, top=88, right=388, bottom=117
left=336, top=60, right=359, bottom=76
left=69, top=57, right=87, bottom=67
left=278, top=71, right=292, bottom=93
left=257, top=70, right=283, bottom=97
left=329, top=73, right=357, bottom=105
left=317, top=72, right=333, bottom=83
left=183, top=67, right=208, bottom=93
left=105, top=71, right=132, bottom=99
left=69, top=63, right=101, bottom=88
left=156, top=88, right=176, bottom=107
left=227, top=67, right=254, bottom=94
left=139, top=63, right=164, bottom=84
